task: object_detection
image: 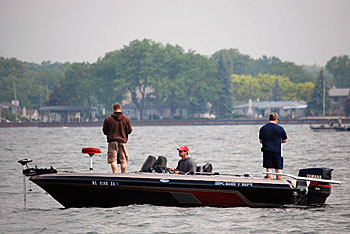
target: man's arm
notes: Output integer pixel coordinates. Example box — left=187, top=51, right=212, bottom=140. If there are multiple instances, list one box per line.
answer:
left=126, top=118, right=132, bottom=134
left=102, top=118, right=108, bottom=135
left=281, top=128, right=287, bottom=143
left=189, top=160, right=197, bottom=173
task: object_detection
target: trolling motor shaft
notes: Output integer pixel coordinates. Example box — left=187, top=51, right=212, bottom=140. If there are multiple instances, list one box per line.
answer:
left=18, top=159, right=32, bottom=209
left=18, top=159, right=58, bottom=209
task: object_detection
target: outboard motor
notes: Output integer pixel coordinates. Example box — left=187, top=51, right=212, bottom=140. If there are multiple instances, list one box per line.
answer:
left=297, top=168, right=333, bottom=205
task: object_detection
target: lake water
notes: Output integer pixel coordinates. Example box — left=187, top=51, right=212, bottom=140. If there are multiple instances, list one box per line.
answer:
left=0, top=125, right=349, bottom=233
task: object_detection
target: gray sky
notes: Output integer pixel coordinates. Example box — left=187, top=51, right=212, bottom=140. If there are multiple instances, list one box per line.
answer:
left=0, top=0, right=349, bottom=66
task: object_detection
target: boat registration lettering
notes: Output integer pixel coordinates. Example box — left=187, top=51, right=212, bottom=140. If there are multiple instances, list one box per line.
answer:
left=91, top=180, right=119, bottom=186
left=215, top=181, right=253, bottom=187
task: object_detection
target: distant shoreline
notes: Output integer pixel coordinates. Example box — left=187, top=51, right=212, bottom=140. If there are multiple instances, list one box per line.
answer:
left=1, top=118, right=349, bottom=128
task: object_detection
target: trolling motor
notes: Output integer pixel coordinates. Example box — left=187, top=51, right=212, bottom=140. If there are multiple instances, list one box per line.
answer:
left=82, top=148, right=101, bottom=173
left=18, top=159, right=58, bottom=208
left=18, top=159, right=57, bottom=176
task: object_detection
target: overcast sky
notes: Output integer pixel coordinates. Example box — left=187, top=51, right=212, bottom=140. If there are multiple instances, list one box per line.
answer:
left=1, top=0, right=349, bottom=66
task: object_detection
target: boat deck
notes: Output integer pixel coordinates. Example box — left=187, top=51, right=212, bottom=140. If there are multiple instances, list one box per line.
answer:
left=34, top=171, right=293, bottom=186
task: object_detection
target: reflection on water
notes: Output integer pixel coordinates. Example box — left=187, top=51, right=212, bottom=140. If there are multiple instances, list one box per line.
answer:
left=0, top=125, right=349, bottom=233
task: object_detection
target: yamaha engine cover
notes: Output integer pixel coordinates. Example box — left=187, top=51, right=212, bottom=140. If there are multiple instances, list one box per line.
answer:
left=297, top=168, right=333, bottom=205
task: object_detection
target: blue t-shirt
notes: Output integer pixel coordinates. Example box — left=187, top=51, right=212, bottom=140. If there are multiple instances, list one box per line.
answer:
left=259, top=123, right=287, bottom=155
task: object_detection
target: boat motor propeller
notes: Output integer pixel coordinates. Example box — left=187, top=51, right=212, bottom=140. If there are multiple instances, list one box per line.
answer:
left=82, top=148, right=101, bottom=173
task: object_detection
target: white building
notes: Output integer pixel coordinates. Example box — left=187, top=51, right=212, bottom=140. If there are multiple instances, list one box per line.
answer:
left=233, top=100, right=307, bottom=119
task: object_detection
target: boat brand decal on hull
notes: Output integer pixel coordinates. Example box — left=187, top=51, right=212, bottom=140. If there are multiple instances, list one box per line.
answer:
left=215, top=181, right=253, bottom=187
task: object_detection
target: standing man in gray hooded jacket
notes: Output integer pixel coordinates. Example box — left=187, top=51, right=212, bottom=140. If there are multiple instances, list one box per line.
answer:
left=103, top=103, right=132, bottom=173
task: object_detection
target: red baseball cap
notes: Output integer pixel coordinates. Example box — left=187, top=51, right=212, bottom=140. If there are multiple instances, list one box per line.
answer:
left=177, top=145, right=189, bottom=152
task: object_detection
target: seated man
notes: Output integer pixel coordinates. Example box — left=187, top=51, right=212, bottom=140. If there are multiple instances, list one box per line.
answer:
left=170, top=145, right=197, bottom=174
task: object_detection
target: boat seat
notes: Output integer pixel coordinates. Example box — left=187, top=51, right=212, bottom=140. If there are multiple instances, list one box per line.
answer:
left=197, top=163, right=213, bottom=172
left=140, top=155, right=156, bottom=172
left=154, top=156, right=168, bottom=173
left=140, top=156, right=169, bottom=173
left=82, top=147, right=101, bottom=156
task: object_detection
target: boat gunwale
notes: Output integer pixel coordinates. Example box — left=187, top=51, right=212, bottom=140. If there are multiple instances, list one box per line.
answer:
left=30, top=171, right=293, bottom=186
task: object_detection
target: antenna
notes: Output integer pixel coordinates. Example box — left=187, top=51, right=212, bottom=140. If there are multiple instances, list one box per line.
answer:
left=322, top=69, right=325, bottom=116
left=46, top=85, right=49, bottom=102
left=13, top=83, right=17, bottom=101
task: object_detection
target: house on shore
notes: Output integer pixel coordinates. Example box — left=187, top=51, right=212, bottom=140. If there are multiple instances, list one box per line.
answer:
left=21, top=107, right=39, bottom=121
left=233, top=100, right=307, bottom=119
left=39, top=106, right=98, bottom=123
left=123, top=102, right=192, bottom=120
left=328, top=87, right=350, bottom=116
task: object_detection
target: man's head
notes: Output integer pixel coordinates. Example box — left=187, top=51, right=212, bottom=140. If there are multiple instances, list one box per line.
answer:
left=177, top=145, right=189, bottom=158
left=112, top=103, right=122, bottom=112
left=269, top=112, right=278, bottom=122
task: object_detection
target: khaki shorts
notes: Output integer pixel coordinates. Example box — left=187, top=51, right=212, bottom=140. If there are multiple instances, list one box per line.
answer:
left=107, top=142, right=128, bottom=164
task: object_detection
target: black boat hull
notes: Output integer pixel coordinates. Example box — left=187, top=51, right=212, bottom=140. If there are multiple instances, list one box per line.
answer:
left=30, top=173, right=296, bottom=208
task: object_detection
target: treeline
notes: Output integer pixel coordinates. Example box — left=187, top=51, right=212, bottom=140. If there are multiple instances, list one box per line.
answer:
left=1, top=39, right=349, bottom=119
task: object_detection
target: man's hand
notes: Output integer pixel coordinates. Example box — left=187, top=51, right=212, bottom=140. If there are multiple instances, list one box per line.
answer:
left=169, top=167, right=179, bottom=174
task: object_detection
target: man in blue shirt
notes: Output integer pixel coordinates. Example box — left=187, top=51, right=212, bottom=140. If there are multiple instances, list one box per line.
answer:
left=259, top=113, right=287, bottom=180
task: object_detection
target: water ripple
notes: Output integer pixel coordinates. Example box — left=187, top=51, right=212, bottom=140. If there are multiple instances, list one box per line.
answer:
left=1, top=125, right=349, bottom=233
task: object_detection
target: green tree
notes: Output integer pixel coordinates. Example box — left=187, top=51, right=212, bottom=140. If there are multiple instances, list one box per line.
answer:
left=251, top=56, right=281, bottom=76
left=151, top=44, right=188, bottom=117
left=0, top=107, right=16, bottom=121
left=231, top=74, right=314, bottom=103
left=272, top=78, right=283, bottom=101
left=47, top=86, right=69, bottom=106
left=152, top=46, right=218, bottom=118
left=93, top=50, right=125, bottom=110
left=307, top=69, right=329, bottom=116
left=211, top=52, right=233, bottom=118
left=0, top=57, right=44, bottom=109
left=181, top=52, right=218, bottom=117
left=60, top=63, right=96, bottom=108
left=326, top=55, right=350, bottom=88
left=265, top=61, right=315, bottom=83
left=0, top=58, right=70, bottom=110
left=114, top=39, right=162, bottom=120
left=211, top=49, right=253, bottom=75
left=288, top=82, right=314, bottom=101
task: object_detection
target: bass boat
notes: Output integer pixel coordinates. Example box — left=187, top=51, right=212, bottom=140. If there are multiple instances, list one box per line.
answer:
left=310, top=125, right=350, bottom=132
left=18, top=148, right=341, bottom=208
